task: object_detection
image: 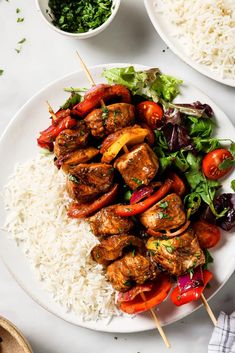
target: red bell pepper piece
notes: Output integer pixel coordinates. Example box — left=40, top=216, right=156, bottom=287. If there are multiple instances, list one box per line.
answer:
left=73, top=84, right=131, bottom=117
left=168, top=172, right=186, bottom=196
left=119, top=275, right=172, bottom=314
left=171, top=270, right=213, bottom=306
left=67, top=184, right=118, bottom=218
left=37, top=116, right=77, bottom=150
left=114, top=179, right=172, bottom=217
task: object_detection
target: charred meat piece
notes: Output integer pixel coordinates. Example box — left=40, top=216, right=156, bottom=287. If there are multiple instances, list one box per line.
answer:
left=84, top=103, right=135, bottom=138
left=146, top=228, right=205, bottom=276
left=106, top=252, right=159, bottom=292
left=114, top=143, right=159, bottom=190
left=66, top=163, right=114, bottom=202
left=89, top=205, right=134, bottom=237
left=91, top=234, right=145, bottom=265
left=140, top=193, right=186, bottom=231
left=58, top=147, right=99, bottom=173
left=54, top=121, right=89, bottom=158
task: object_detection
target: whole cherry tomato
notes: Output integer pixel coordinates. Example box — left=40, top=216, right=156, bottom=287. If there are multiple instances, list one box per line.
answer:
left=202, top=148, right=234, bottom=180
left=193, top=220, right=221, bottom=249
left=137, top=101, right=163, bottom=129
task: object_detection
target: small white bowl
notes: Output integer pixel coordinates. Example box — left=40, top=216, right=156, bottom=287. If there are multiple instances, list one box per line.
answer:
left=36, top=0, right=121, bottom=39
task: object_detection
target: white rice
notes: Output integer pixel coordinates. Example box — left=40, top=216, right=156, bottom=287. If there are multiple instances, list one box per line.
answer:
left=3, top=154, right=119, bottom=321
left=155, top=0, right=235, bottom=79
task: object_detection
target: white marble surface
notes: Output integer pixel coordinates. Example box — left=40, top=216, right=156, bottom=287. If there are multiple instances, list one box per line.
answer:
left=0, top=0, right=234, bottom=352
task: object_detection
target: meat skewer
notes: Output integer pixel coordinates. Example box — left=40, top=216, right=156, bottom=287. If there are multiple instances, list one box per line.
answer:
left=75, top=50, right=172, bottom=347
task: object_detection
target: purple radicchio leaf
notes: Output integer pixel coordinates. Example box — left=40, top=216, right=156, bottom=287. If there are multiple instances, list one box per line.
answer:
left=215, top=193, right=235, bottom=231
left=168, top=101, right=214, bottom=118
left=164, top=108, right=182, bottom=125
left=162, top=123, right=193, bottom=152
left=202, top=193, right=235, bottom=230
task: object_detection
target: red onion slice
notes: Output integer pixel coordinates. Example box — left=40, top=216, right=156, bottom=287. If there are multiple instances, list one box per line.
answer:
left=178, top=266, right=204, bottom=294
left=130, top=186, right=154, bottom=204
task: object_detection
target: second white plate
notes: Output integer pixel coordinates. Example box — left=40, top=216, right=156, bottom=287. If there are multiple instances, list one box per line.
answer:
left=144, top=0, right=235, bottom=87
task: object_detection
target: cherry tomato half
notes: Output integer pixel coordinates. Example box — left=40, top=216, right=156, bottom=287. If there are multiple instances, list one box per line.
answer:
left=202, top=148, right=234, bottom=180
left=137, top=101, right=163, bottom=129
left=119, top=275, right=171, bottom=314
left=193, top=220, right=221, bottom=249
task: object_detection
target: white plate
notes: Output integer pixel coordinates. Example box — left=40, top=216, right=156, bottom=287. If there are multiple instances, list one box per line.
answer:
left=0, top=64, right=235, bottom=333
left=144, top=0, right=235, bottom=87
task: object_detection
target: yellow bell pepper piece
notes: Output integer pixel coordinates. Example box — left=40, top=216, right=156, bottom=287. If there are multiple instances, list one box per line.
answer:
left=101, top=127, right=148, bottom=163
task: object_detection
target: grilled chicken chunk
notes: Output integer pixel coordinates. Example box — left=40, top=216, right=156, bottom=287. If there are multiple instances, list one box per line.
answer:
left=89, top=205, right=134, bottom=237
left=114, top=143, right=159, bottom=190
left=84, top=103, right=135, bottom=138
left=146, top=228, right=205, bottom=276
left=59, top=147, right=99, bottom=173
left=140, top=193, right=186, bottom=231
left=91, top=234, right=145, bottom=265
left=66, top=163, right=114, bottom=202
left=106, top=252, right=159, bottom=292
left=54, top=121, right=89, bottom=158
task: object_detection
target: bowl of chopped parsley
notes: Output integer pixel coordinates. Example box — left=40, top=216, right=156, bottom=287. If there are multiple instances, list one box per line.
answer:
left=36, top=0, right=120, bottom=38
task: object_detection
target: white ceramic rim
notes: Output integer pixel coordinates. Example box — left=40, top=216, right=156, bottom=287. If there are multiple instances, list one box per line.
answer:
left=144, top=0, right=235, bottom=88
left=35, top=0, right=121, bottom=38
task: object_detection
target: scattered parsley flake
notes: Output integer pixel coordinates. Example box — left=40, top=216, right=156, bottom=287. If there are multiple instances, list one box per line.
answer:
left=131, top=177, right=143, bottom=186
left=0, top=70, right=3, bottom=76
left=17, top=17, right=24, bottom=22
left=18, top=38, right=26, bottom=44
left=16, top=8, right=20, bottom=13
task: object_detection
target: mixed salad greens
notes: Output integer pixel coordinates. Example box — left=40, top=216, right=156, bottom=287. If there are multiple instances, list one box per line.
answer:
left=102, top=66, right=235, bottom=230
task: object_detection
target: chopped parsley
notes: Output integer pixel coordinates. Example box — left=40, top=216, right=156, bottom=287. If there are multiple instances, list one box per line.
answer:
left=132, top=249, right=136, bottom=257
left=164, top=245, right=175, bottom=253
left=0, top=70, right=3, bottom=76
left=159, top=201, right=169, bottom=209
left=48, top=0, right=113, bottom=33
left=158, top=211, right=172, bottom=220
left=101, top=106, right=109, bottom=125
left=16, top=8, right=21, bottom=13
left=131, top=177, right=143, bottom=186
left=68, top=174, right=79, bottom=183
left=17, top=17, right=24, bottom=22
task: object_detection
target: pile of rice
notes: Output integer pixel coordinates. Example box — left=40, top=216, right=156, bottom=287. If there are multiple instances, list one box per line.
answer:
left=3, top=154, right=119, bottom=321
left=155, top=0, right=235, bottom=79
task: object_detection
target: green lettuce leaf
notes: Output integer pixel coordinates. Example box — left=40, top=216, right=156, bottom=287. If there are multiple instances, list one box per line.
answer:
left=102, top=66, right=182, bottom=102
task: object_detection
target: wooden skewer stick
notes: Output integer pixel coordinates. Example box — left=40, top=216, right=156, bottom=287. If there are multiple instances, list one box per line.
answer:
left=76, top=50, right=171, bottom=347
left=46, top=100, right=57, bottom=122
left=76, top=51, right=106, bottom=109
left=76, top=51, right=96, bottom=87
left=201, top=293, right=217, bottom=326
left=140, top=293, right=171, bottom=348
